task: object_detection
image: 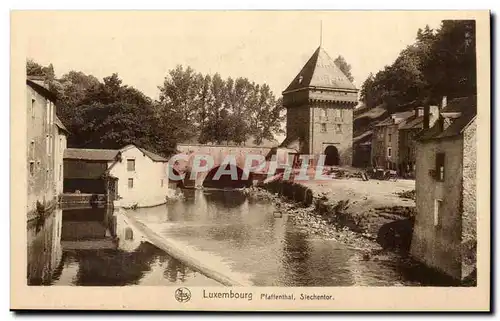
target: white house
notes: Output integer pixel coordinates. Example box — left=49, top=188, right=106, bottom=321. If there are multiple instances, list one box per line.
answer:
left=54, top=116, right=68, bottom=196
left=107, top=144, right=173, bottom=208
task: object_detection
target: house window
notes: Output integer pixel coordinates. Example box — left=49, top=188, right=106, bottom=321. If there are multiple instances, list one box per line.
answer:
left=161, top=179, right=164, bottom=187
left=46, top=100, right=50, bottom=125
left=321, top=123, right=327, bottom=132
left=128, top=178, right=134, bottom=189
left=435, top=153, right=445, bottom=181
left=59, top=164, right=62, bottom=181
left=59, top=137, right=63, bottom=151
left=434, top=199, right=443, bottom=228
left=46, top=135, right=50, bottom=155
left=336, top=124, right=342, bottom=133
left=29, top=161, right=35, bottom=176
left=30, top=141, right=35, bottom=159
left=388, top=133, right=392, bottom=143
left=127, top=159, right=135, bottom=171
left=31, top=98, right=35, bottom=118
left=387, top=147, right=392, bottom=157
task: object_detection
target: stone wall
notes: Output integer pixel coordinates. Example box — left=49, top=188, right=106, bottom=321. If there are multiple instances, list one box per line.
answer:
left=461, top=119, right=477, bottom=280
left=285, top=105, right=310, bottom=154
left=309, top=103, right=353, bottom=166
left=411, top=137, right=464, bottom=280
left=27, top=85, right=58, bottom=216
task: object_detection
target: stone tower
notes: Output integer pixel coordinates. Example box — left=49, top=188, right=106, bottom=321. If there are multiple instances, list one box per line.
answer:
left=281, top=46, right=358, bottom=166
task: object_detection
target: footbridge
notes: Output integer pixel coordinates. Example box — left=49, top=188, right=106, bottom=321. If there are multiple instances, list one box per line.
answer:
left=174, top=143, right=275, bottom=188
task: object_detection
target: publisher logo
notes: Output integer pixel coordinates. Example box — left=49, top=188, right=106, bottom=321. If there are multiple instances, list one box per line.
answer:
left=175, top=287, right=191, bottom=303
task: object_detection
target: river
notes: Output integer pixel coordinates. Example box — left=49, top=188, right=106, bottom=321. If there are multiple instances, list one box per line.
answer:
left=29, top=189, right=454, bottom=286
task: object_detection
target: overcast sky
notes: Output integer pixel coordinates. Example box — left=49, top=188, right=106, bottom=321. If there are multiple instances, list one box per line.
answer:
left=25, top=11, right=448, bottom=99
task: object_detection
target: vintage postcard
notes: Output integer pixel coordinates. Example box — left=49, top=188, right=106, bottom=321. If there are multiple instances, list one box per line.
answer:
left=10, top=10, right=490, bottom=311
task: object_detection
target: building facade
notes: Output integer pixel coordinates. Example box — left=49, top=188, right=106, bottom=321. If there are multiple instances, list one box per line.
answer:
left=410, top=97, right=477, bottom=282
left=371, top=106, right=439, bottom=174
left=27, top=78, right=67, bottom=217
left=371, top=110, right=413, bottom=171
left=280, top=46, right=358, bottom=166
left=107, top=144, right=172, bottom=208
left=63, top=145, right=172, bottom=208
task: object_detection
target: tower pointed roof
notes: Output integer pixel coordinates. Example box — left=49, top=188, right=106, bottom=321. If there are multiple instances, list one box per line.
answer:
left=283, top=46, right=356, bottom=93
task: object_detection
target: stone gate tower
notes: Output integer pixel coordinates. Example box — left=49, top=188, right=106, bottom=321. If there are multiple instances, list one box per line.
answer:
left=281, top=46, right=358, bottom=166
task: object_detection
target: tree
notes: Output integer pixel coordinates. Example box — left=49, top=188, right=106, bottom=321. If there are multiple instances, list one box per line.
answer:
left=334, top=55, right=354, bottom=82
left=359, top=20, right=476, bottom=112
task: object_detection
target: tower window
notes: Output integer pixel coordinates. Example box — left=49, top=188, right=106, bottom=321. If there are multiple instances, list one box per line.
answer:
left=321, top=123, right=327, bottom=132
left=31, top=98, right=36, bottom=118
left=387, top=147, right=392, bottom=157
left=321, top=108, right=327, bottom=118
left=434, top=199, right=443, bottom=228
left=336, top=124, right=342, bottom=133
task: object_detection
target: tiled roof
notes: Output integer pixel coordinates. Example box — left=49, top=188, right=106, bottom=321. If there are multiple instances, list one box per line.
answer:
left=441, top=96, right=476, bottom=114
left=353, top=130, right=373, bottom=143
left=283, top=46, right=357, bottom=93
left=354, top=105, right=387, bottom=120
left=64, top=148, right=119, bottom=161
left=399, top=116, right=424, bottom=130
left=137, top=147, right=168, bottom=162
left=27, top=78, right=56, bottom=99
left=55, top=116, right=69, bottom=133
left=278, top=136, right=301, bottom=151
left=374, top=117, right=394, bottom=127
left=375, top=110, right=415, bottom=127
left=418, top=96, right=477, bottom=141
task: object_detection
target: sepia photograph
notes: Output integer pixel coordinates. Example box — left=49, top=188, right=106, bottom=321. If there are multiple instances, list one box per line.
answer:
left=10, top=10, right=490, bottom=311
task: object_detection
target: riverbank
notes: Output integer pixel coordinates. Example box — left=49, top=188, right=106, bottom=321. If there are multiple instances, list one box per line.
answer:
left=243, top=186, right=382, bottom=254
left=247, top=176, right=417, bottom=254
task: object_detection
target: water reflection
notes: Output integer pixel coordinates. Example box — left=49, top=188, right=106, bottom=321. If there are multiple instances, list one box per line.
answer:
left=27, top=206, right=220, bottom=286
left=27, top=208, right=62, bottom=285
left=28, top=189, right=458, bottom=287
left=131, top=189, right=456, bottom=286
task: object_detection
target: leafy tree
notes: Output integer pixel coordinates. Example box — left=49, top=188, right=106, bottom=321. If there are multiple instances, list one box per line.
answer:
left=334, top=55, right=354, bottom=82
left=359, top=20, right=476, bottom=111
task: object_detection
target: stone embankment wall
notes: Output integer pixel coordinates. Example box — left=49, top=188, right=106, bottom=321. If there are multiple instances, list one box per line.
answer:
left=260, top=179, right=415, bottom=253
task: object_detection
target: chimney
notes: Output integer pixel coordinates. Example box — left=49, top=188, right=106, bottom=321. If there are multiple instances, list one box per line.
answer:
left=415, top=107, right=424, bottom=117
left=423, top=105, right=430, bottom=130
left=441, top=96, right=447, bottom=108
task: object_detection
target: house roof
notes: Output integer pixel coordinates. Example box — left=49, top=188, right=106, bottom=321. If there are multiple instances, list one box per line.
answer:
left=375, top=110, right=415, bottom=128
left=278, top=136, right=301, bottom=152
left=354, top=105, right=387, bottom=121
left=353, top=130, right=373, bottom=143
left=55, top=116, right=69, bottom=134
left=136, top=147, right=168, bottom=162
left=418, top=96, right=477, bottom=141
left=399, top=116, right=424, bottom=130
left=64, top=148, right=119, bottom=161
left=283, top=46, right=357, bottom=93
left=441, top=96, right=476, bottom=114
left=27, top=77, right=56, bottom=100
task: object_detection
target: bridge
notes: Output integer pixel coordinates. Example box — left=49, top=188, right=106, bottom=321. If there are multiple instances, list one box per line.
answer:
left=174, top=143, right=276, bottom=188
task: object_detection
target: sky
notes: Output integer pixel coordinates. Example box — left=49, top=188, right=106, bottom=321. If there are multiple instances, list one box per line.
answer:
left=22, top=11, right=451, bottom=100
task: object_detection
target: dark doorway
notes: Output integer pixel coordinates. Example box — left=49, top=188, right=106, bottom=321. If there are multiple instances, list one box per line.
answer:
left=324, top=145, right=340, bottom=166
